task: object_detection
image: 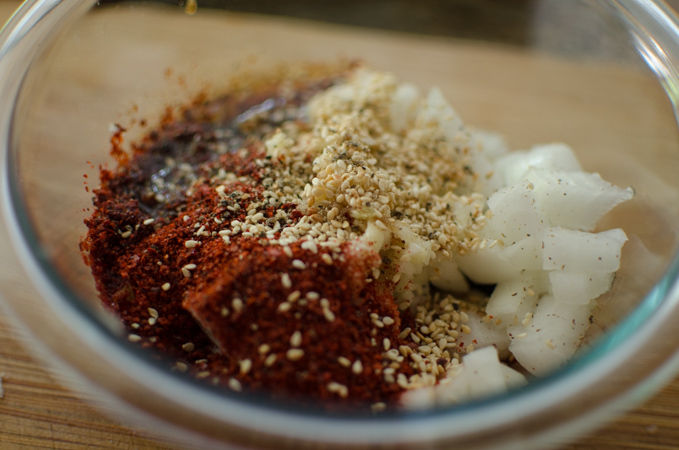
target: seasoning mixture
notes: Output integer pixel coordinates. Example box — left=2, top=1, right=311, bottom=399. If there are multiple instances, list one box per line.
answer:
left=81, top=63, right=632, bottom=410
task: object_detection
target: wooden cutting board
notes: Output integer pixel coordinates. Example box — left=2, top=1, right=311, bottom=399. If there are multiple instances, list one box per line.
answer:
left=2, top=1, right=679, bottom=448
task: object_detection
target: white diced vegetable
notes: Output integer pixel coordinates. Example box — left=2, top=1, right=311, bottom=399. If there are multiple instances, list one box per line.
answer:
left=486, top=271, right=548, bottom=324
left=420, top=88, right=468, bottom=150
left=460, top=314, right=512, bottom=358
left=428, top=255, right=469, bottom=294
left=496, top=236, right=543, bottom=271
left=549, top=271, right=615, bottom=305
left=526, top=169, right=634, bottom=231
left=483, top=182, right=545, bottom=244
left=497, top=143, right=582, bottom=186
left=390, top=82, right=420, bottom=133
left=455, top=246, right=520, bottom=284
left=464, top=346, right=511, bottom=398
left=472, top=130, right=509, bottom=162
left=508, top=295, right=591, bottom=376
left=499, top=364, right=528, bottom=389
left=542, top=227, right=627, bottom=272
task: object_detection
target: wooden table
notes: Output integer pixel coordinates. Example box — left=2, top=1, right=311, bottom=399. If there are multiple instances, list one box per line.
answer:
left=2, top=0, right=679, bottom=448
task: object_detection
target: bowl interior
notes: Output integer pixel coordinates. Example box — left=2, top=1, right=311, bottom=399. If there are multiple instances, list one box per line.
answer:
left=7, top=0, right=679, bottom=423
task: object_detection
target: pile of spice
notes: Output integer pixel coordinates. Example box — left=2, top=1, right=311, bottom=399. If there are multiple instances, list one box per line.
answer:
left=82, top=63, right=631, bottom=411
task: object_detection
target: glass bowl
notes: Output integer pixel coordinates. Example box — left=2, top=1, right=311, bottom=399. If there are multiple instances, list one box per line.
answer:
left=2, top=0, right=679, bottom=448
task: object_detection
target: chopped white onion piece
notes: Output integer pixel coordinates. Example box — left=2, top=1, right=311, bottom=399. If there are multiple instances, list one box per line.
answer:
left=526, top=169, right=634, bottom=231
left=549, top=271, right=615, bottom=305
left=542, top=227, right=627, bottom=272
left=508, top=295, right=591, bottom=376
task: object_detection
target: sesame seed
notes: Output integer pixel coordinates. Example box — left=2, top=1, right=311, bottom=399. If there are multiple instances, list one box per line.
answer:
left=383, top=338, right=391, bottom=351
left=323, top=308, right=336, bottom=322
left=264, top=354, right=277, bottom=367
left=120, top=230, right=132, bottom=239
left=182, top=342, right=195, bottom=352
left=321, top=253, right=333, bottom=265
left=232, top=298, right=243, bottom=312
left=338, top=356, right=351, bottom=367
left=128, top=334, right=142, bottom=342
left=418, top=346, right=432, bottom=355
left=352, top=360, right=363, bottom=375
left=290, top=331, right=302, bottom=347
left=148, top=317, right=157, bottom=326
left=291, top=259, right=306, bottom=270
left=306, top=291, right=320, bottom=301
left=461, top=325, right=472, bottom=334
left=399, top=328, right=411, bottom=339
left=320, top=298, right=330, bottom=309
left=185, top=240, right=199, bottom=248
left=161, top=283, right=171, bottom=291
left=545, top=339, right=556, bottom=349
left=278, top=302, right=291, bottom=313
left=382, top=316, right=394, bottom=326
left=286, top=349, right=304, bottom=361
left=175, top=362, right=188, bottom=372
left=143, top=218, right=155, bottom=225
left=148, top=308, right=159, bottom=319
left=228, top=378, right=242, bottom=392
left=371, top=402, right=386, bottom=413
left=327, top=382, right=348, bottom=397
left=258, top=344, right=270, bottom=355
left=287, top=291, right=301, bottom=302
left=281, top=273, right=292, bottom=289
left=220, top=307, right=229, bottom=317
left=239, top=359, right=252, bottom=375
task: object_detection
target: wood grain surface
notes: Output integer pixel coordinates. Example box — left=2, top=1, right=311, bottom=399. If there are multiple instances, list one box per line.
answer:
left=2, top=0, right=679, bottom=449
